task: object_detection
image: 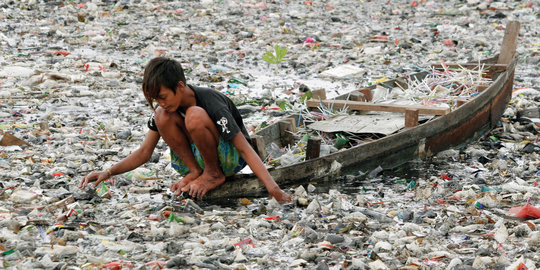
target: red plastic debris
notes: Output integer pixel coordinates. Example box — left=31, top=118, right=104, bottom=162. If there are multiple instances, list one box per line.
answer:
left=442, top=39, right=454, bottom=46
left=411, top=1, right=418, bottom=7
left=440, top=173, right=451, bottom=180
left=367, top=201, right=390, bottom=206
left=234, top=238, right=255, bottom=248
left=507, top=203, right=540, bottom=220
left=516, top=262, right=528, bottom=270
left=369, top=35, right=388, bottom=41
left=52, top=50, right=70, bottom=56
left=102, top=261, right=135, bottom=269
left=264, top=216, right=281, bottom=221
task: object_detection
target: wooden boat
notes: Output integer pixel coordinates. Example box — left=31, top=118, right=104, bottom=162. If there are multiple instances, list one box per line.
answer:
left=204, top=21, right=520, bottom=200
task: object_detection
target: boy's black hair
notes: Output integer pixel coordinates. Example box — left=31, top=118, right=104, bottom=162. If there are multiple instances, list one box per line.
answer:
left=142, top=57, right=186, bottom=110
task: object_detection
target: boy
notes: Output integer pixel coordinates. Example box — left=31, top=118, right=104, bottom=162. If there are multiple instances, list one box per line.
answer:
left=79, top=57, right=291, bottom=203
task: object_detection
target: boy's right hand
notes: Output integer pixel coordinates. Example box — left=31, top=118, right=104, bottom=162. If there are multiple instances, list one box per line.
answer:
left=269, top=187, right=292, bottom=204
left=79, top=171, right=112, bottom=189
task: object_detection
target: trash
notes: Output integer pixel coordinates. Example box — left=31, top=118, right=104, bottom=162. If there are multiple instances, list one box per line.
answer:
left=319, top=65, right=365, bottom=79
left=507, top=203, right=540, bottom=220
left=95, top=182, right=110, bottom=198
left=0, top=133, right=31, bottom=146
left=367, top=166, right=383, bottom=179
left=0, top=0, right=538, bottom=269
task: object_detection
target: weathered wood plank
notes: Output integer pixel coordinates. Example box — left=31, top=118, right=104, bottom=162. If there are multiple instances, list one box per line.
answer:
left=250, top=135, right=267, bottom=161
left=306, top=99, right=450, bottom=115
left=279, top=120, right=295, bottom=147
left=306, top=137, right=321, bottom=160
left=312, top=89, right=326, bottom=100
left=431, top=63, right=508, bottom=73
left=405, top=109, right=419, bottom=128
left=497, top=21, right=520, bottom=65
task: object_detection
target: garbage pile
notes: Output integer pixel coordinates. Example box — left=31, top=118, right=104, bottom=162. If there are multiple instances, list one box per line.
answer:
left=1, top=0, right=539, bottom=269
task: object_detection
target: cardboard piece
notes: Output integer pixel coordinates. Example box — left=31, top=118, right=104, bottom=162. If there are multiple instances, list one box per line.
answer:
left=0, top=132, right=31, bottom=147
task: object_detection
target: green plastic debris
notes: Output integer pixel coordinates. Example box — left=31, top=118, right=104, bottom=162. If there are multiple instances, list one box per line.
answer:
left=2, top=249, right=15, bottom=256
left=300, top=134, right=310, bottom=143
left=300, top=90, right=313, bottom=102
left=168, top=213, right=185, bottom=223
left=406, top=180, right=417, bottom=189
left=333, top=134, right=349, bottom=149
left=475, top=202, right=485, bottom=209
left=480, top=185, right=501, bottom=193
left=228, top=78, right=247, bottom=86
left=96, top=182, right=109, bottom=197
left=489, top=136, right=499, bottom=141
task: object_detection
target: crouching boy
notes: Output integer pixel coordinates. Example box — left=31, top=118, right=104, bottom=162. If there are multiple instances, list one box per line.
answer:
left=80, top=57, right=291, bottom=203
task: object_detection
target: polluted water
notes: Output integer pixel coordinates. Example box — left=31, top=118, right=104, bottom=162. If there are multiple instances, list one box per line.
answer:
left=0, top=0, right=539, bottom=269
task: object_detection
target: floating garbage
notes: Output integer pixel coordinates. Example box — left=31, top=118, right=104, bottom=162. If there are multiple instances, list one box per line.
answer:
left=0, top=0, right=539, bottom=269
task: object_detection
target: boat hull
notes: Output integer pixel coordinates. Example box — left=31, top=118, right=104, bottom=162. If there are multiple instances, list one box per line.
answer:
left=205, top=18, right=521, bottom=200
left=203, top=56, right=516, bottom=200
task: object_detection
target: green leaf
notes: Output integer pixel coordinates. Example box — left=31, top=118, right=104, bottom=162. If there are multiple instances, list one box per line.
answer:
left=276, top=45, right=287, bottom=60
left=262, top=55, right=277, bottom=64
left=262, top=44, right=287, bottom=65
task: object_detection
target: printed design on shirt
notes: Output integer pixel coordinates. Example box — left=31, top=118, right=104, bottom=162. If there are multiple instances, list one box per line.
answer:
left=217, top=117, right=230, bottom=134
left=148, top=114, right=157, bottom=130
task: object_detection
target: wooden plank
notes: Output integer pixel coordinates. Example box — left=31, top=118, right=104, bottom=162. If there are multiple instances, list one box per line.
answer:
left=250, top=135, right=267, bottom=161
left=312, top=89, right=326, bottom=100
left=497, top=21, right=520, bottom=65
left=283, top=117, right=297, bottom=133
left=279, top=120, right=295, bottom=147
left=306, top=137, right=321, bottom=160
left=431, top=63, right=508, bottom=73
left=306, top=100, right=450, bottom=115
left=405, top=109, right=419, bottom=128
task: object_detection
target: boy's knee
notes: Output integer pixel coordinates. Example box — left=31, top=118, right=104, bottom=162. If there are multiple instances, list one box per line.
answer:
left=185, top=106, right=209, bottom=131
left=154, top=107, right=175, bottom=127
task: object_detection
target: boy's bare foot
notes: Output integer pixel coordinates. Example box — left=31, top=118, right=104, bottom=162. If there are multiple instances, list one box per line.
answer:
left=171, top=171, right=201, bottom=195
left=184, top=172, right=225, bottom=198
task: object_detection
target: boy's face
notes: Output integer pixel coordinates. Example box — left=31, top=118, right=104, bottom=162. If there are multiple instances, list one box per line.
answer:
left=155, top=84, right=182, bottom=112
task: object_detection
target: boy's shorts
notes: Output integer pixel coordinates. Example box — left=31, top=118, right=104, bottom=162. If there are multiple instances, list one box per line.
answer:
left=170, top=137, right=247, bottom=177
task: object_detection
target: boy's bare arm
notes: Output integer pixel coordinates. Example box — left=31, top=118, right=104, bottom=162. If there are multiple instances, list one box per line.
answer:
left=80, top=130, right=161, bottom=189
left=231, top=133, right=291, bottom=203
